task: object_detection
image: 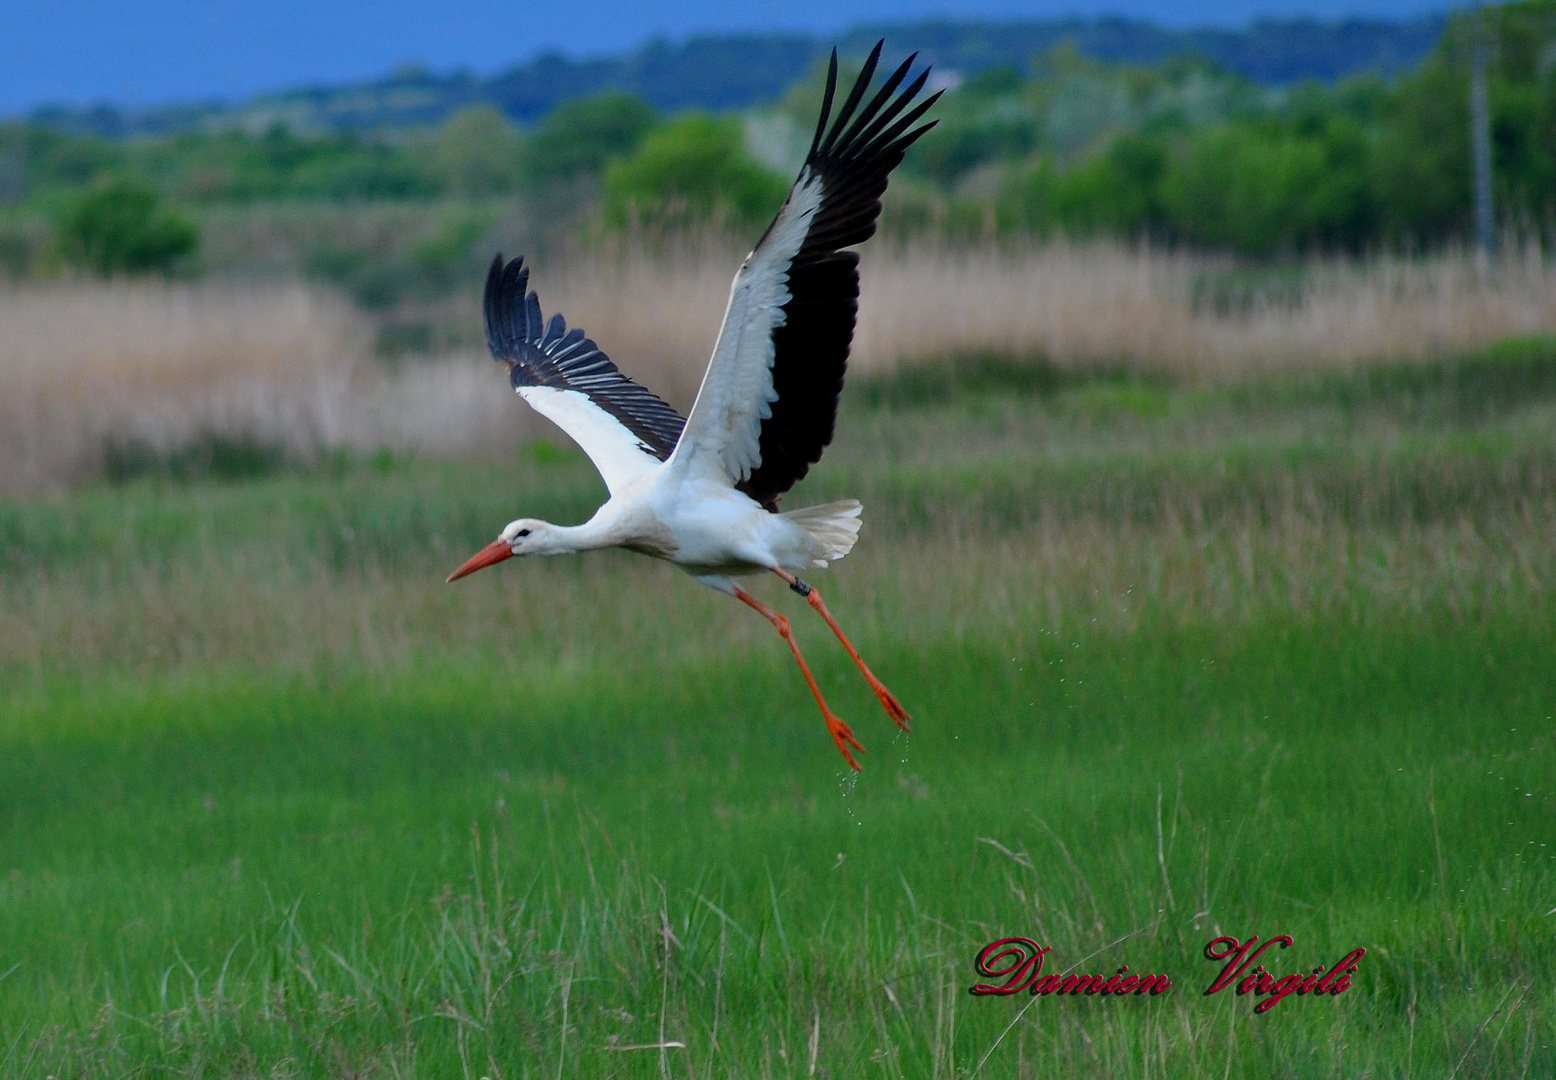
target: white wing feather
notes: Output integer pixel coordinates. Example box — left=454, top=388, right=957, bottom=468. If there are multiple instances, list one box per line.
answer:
left=667, top=170, right=825, bottom=485
left=517, top=386, right=665, bottom=495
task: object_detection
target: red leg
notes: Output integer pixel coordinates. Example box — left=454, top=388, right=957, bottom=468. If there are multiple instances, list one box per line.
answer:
left=734, top=586, right=863, bottom=770
left=772, top=570, right=911, bottom=731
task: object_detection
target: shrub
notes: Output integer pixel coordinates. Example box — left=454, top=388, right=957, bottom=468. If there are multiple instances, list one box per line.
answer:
left=1160, top=118, right=1374, bottom=255
left=997, top=132, right=1167, bottom=239
left=521, top=92, right=657, bottom=189
left=432, top=106, right=523, bottom=196
left=601, top=114, right=788, bottom=231
left=57, top=177, right=198, bottom=276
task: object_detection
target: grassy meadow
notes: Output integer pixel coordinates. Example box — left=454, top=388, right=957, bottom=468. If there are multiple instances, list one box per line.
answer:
left=2, top=255, right=1555, bottom=1076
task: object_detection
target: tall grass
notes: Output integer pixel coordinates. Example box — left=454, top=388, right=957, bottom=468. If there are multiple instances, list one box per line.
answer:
left=2, top=552, right=1552, bottom=1078
left=2, top=450, right=1552, bottom=683
left=4, top=241, right=1555, bottom=492
left=856, top=240, right=1556, bottom=377
left=4, top=341, right=1554, bottom=682
left=0, top=281, right=357, bottom=491
left=527, top=237, right=1556, bottom=387
left=2, top=336, right=1553, bottom=1077
left=0, top=282, right=548, bottom=493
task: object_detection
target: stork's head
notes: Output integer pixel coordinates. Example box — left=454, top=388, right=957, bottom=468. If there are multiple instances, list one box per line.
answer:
left=446, top=518, right=554, bottom=581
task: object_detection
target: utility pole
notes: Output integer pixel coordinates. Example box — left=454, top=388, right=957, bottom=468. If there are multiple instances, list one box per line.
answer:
left=1469, top=9, right=1495, bottom=264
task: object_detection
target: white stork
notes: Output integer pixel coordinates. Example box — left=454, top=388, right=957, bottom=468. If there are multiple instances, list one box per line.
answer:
left=447, top=43, right=940, bottom=769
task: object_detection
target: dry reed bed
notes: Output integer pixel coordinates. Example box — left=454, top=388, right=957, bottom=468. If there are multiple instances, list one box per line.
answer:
left=551, top=239, right=1556, bottom=381
left=863, top=242, right=1556, bottom=377
left=0, top=282, right=546, bottom=493
left=2, top=282, right=355, bottom=491
left=3, top=241, right=1555, bottom=492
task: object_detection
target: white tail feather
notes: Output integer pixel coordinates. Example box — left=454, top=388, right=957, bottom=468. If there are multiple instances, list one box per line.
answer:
left=780, top=499, right=863, bottom=567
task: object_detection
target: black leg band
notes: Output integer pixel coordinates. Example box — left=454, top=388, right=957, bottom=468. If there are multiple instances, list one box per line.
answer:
left=789, top=577, right=813, bottom=597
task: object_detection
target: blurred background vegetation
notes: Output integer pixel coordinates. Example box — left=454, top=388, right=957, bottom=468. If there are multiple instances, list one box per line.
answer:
left=0, top=4, right=1551, bottom=287
left=4, top=10, right=1556, bottom=1074
left=3, top=3, right=1555, bottom=496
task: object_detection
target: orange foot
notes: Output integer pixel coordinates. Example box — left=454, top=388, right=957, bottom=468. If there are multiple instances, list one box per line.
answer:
left=870, top=682, right=912, bottom=732
left=795, top=584, right=913, bottom=733
left=826, top=711, right=865, bottom=771
left=735, top=583, right=868, bottom=771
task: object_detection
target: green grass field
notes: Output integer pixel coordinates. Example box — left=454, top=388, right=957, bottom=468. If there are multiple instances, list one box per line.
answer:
left=3, top=343, right=1554, bottom=1078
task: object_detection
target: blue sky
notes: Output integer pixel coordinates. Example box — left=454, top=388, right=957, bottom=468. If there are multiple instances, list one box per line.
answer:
left=3, top=0, right=1457, bottom=116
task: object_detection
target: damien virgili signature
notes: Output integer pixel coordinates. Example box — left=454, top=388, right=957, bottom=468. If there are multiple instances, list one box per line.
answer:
left=970, top=934, right=1366, bottom=1014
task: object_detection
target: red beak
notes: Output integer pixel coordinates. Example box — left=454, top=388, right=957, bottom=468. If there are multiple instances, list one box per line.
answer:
left=447, top=538, right=514, bottom=582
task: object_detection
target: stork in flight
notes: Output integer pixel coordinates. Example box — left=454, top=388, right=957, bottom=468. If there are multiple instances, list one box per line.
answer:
left=448, top=43, right=939, bottom=769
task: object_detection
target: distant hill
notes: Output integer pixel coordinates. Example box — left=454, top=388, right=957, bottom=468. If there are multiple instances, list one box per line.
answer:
left=27, top=15, right=1446, bottom=138
left=837, top=16, right=1446, bottom=85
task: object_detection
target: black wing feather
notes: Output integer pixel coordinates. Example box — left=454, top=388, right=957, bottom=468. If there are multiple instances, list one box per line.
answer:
left=736, top=43, right=941, bottom=508
left=484, top=254, right=686, bottom=460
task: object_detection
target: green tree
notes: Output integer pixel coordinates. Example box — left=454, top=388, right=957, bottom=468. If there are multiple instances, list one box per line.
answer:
left=601, top=114, right=788, bottom=231
left=1161, top=117, right=1374, bottom=254
left=521, top=92, right=657, bottom=189
left=909, top=66, right=1039, bottom=188
left=1373, top=2, right=1556, bottom=246
left=1476, top=2, right=1556, bottom=228
left=1372, top=50, right=1471, bottom=244
left=172, top=124, right=439, bottom=203
left=0, top=122, right=122, bottom=200
left=432, top=105, right=523, bottom=196
left=56, top=176, right=198, bottom=276
left=997, top=132, right=1167, bottom=239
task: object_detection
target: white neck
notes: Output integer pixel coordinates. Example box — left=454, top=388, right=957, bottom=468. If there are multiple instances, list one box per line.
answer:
left=532, top=516, right=620, bottom=556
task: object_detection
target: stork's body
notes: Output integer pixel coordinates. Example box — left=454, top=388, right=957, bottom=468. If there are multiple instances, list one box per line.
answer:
left=448, top=44, right=939, bottom=768
left=479, top=476, right=857, bottom=579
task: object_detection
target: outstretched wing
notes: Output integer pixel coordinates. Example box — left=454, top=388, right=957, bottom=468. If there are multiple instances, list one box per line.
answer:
left=667, top=42, right=939, bottom=507
left=484, top=254, right=686, bottom=495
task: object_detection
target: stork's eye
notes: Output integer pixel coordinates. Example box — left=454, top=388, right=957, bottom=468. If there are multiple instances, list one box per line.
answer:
left=516, top=528, right=531, bottom=538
